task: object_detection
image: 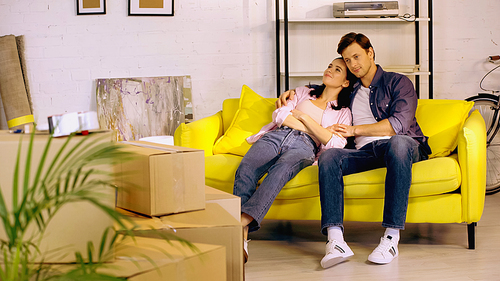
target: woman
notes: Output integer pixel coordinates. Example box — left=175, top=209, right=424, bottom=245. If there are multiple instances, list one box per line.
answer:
left=233, top=57, right=356, bottom=263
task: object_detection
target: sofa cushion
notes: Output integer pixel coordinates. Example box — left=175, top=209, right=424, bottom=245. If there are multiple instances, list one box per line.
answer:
left=416, top=99, right=473, bottom=158
left=213, top=85, right=276, bottom=156
left=206, top=153, right=461, bottom=200
left=343, top=155, right=461, bottom=199
left=205, top=154, right=243, bottom=195
left=174, top=111, right=224, bottom=156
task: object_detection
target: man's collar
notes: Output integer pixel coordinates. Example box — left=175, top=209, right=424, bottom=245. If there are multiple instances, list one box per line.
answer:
left=370, top=64, right=384, bottom=88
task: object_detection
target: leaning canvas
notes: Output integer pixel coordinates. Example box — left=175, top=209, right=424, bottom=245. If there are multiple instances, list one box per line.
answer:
left=96, top=76, right=192, bottom=141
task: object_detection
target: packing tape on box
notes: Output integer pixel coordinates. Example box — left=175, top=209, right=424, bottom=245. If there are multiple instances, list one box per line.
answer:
left=151, top=217, right=177, bottom=232
left=172, top=152, right=185, bottom=213
left=48, top=111, right=99, bottom=137
left=7, top=114, right=34, bottom=128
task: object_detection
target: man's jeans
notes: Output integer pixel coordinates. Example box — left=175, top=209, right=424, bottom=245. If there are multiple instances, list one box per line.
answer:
left=318, top=135, right=429, bottom=235
left=233, top=127, right=317, bottom=232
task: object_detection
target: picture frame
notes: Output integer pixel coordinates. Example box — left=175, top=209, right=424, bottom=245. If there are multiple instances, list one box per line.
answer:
left=128, top=0, right=174, bottom=16
left=76, top=0, right=106, bottom=15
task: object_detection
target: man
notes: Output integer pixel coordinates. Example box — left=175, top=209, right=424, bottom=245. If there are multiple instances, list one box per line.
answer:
left=278, top=32, right=431, bottom=268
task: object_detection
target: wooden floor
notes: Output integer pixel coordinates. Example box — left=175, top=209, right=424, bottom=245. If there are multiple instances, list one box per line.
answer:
left=244, top=193, right=500, bottom=281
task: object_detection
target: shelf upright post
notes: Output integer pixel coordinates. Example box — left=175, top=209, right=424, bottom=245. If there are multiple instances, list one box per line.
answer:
left=276, top=0, right=280, bottom=96
left=284, top=0, right=289, bottom=92
left=428, top=0, right=433, bottom=99
left=415, top=0, right=420, bottom=97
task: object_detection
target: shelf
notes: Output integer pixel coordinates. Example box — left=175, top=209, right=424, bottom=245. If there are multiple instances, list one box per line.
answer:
left=282, top=71, right=431, bottom=77
left=276, top=0, right=434, bottom=97
left=280, top=17, right=430, bottom=23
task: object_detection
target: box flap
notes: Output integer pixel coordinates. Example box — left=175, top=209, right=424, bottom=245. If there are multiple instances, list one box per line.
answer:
left=205, top=186, right=238, bottom=201
left=117, top=203, right=240, bottom=230
left=123, top=141, right=203, bottom=154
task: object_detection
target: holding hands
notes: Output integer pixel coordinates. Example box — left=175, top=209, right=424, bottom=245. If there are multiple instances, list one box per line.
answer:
left=326, top=124, right=354, bottom=138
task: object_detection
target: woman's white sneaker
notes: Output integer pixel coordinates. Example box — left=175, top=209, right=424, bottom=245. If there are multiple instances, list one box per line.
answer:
left=243, top=239, right=250, bottom=263
left=320, top=240, right=354, bottom=269
left=367, top=235, right=399, bottom=264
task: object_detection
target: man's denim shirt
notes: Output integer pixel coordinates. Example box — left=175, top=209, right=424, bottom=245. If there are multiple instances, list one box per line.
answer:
left=350, top=65, right=432, bottom=154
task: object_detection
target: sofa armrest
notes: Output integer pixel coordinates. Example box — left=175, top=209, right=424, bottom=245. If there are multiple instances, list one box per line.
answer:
left=457, top=110, right=487, bottom=223
left=174, top=111, right=224, bottom=156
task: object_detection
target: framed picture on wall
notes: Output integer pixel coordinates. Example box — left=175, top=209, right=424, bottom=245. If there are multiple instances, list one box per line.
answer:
left=76, top=0, right=106, bottom=15
left=128, top=0, right=174, bottom=16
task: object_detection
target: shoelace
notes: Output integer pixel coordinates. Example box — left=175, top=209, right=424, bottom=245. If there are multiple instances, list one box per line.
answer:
left=372, top=237, right=393, bottom=254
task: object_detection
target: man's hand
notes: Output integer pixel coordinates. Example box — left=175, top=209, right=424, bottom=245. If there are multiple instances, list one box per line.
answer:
left=276, top=89, right=296, bottom=108
left=327, top=124, right=355, bottom=138
left=291, top=109, right=307, bottom=121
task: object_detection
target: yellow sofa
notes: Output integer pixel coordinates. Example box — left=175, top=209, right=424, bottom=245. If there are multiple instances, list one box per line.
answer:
left=174, top=86, right=487, bottom=249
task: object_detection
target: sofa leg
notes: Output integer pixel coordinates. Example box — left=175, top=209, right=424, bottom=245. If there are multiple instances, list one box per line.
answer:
left=467, top=222, right=477, bottom=250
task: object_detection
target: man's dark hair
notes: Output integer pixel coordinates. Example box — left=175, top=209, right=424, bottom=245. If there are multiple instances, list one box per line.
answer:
left=337, top=32, right=375, bottom=60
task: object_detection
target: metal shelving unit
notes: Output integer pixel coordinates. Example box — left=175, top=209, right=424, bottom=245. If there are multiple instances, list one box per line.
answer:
left=275, top=0, right=434, bottom=98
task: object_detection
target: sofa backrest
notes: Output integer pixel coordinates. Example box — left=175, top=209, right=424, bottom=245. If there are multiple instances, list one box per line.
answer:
left=221, top=98, right=474, bottom=158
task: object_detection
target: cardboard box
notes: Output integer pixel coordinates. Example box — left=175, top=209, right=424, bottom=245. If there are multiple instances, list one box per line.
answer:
left=205, top=185, right=241, bottom=222
left=117, top=203, right=243, bottom=281
left=47, top=236, right=226, bottom=281
left=0, top=130, right=115, bottom=263
left=116, top=141, right=205, bottom=217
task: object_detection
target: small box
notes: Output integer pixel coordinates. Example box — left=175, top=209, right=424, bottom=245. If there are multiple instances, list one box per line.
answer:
left=115, top=141, right=205, bottom=216
left=50, top=237, right=226, bottom=281
left=117, top=203, right=243, bottom=281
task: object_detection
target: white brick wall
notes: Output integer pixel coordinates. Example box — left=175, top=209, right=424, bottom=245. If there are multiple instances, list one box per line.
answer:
left=434, top=0, right=500, bottom=99
left=0, top=0, right=499, bottom=128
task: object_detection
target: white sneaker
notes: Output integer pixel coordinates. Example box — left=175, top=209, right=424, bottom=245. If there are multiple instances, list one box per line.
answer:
left=243, top=239, right=250, bottom=263
left=368, top=235, right=399, bottom=264
left=320, top=240, right=354, bottom=269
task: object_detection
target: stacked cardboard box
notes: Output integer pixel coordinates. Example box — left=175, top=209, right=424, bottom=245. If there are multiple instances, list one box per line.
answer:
left=112, top=141, right=243, bottom=280
left=205, top=185, right=241, bottom=222
left=118, top=201, right=243, bottom=281
left=49, top=236, right=227, bottom=281
left=0, top=130, right=115, bottom=263
left=115, top=141, right=206, bottom=216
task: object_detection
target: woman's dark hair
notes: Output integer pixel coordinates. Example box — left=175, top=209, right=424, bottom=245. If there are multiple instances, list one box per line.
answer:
left=308, top=58, right=357, bottom=110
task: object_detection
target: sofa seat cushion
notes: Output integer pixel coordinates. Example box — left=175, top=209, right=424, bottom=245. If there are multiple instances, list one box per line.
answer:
left=205, top=154, right=461, bottom=200
left=344, top=155, right=461, bottom=199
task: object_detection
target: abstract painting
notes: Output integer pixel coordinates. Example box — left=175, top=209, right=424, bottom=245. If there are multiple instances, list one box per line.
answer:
left=96, top=76, right=192, bottom=141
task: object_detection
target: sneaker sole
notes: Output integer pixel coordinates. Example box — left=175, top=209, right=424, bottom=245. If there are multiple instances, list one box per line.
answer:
left=321, top=253, right=354, bottom=269
left=367, top=253, right=398, bottom=264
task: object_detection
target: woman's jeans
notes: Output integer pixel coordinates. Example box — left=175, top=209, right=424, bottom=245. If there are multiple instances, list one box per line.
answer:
left=233, top=127, right=317, bottom=232
left=318, top=135, right=429, bottom=235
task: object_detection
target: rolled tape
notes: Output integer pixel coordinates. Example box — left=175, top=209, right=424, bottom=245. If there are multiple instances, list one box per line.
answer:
left=79, top=111, right=99, bottom=131
left=7, top=114, right=34, bottom=128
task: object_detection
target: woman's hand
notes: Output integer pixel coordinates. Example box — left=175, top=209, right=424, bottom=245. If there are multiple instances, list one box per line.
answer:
left=276, top=89, right=296, bottom=108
